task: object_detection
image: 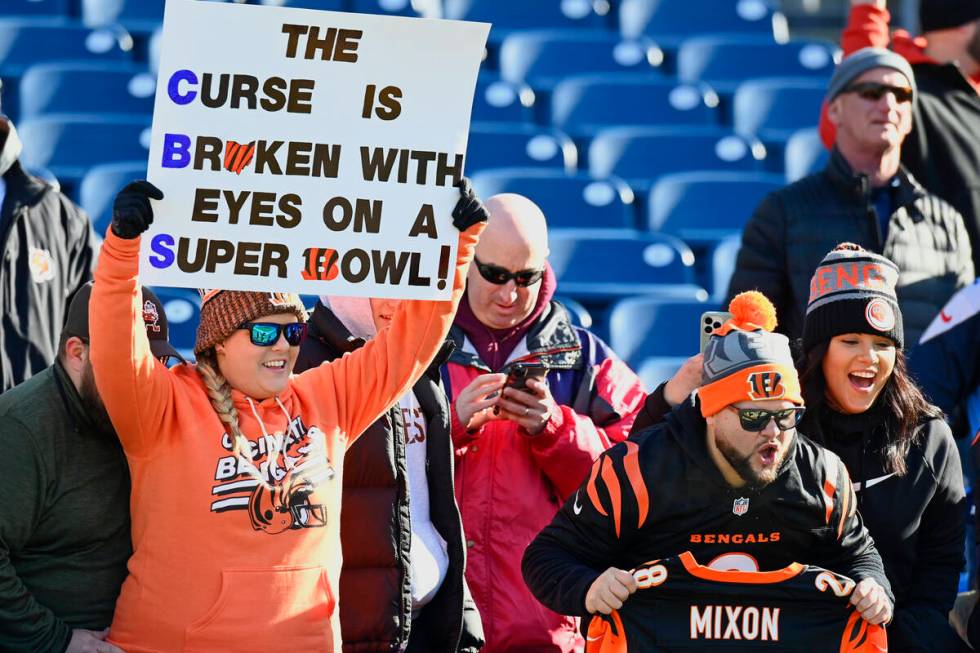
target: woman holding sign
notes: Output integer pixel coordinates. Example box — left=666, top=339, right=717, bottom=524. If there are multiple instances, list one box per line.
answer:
left=89, top=180, right=487, bottom=652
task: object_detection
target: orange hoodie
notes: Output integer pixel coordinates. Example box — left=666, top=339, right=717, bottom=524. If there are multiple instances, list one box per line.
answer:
left=819, top=3, right=980, bottom=148
left=90, top=224, right=482, bottom=653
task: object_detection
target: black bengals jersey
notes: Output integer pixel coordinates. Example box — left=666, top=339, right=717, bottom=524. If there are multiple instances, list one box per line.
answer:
left=522, top=399, right=891, bottom=620
left=586, top=552, right=887, bottom=652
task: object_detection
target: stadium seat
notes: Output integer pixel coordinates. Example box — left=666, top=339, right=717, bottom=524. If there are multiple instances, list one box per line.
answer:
left=647, top=171, right=782, bottom=241
left=555, top=295, right=593, bottom=329
left=472, top=74, right=534, bottom=124
left=252, top=0, right=346, bottom=9
left=588, top=127, right=765, bottom=193
left=0, top=18, right=131, bottom=77
left=150, top=287, right=201, bottom=360
left=708, top=234, right=742, bottom=301
left=18, top=114, right=151, bottom=185
left=470, top=168, right=634, bottom=230
left=466, top=123, right=577, bottom=174
left=350, top=0, right=440, bottom=16
left=733, top=77, right=827, bottom=143
left=635, top=356, right=690, bottom=392
left=547, top=229, right=707, bottom=300
left=608, top=297, right=717, bottom=369
left=499, top=30, right=663, bottom=92
left=3, top=0, right=70, bottom=17
left=19, top=63, right=155, bottom=119
left=619, top=0, right=788, bottom=47
left=81, top=0, right=165, bottom=33
left=784, top=126, right=828, bottom=183
left=550, top=75, right=719, bottom=138
left=677, top=36, right=837, bottom=93
left=78, top=161, right=147, bottom=235
left=444, top=0, right=609, bottom=43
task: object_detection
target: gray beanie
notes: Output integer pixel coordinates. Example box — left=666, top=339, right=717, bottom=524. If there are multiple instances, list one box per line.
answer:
left=826, top=47, right=917, bottom=102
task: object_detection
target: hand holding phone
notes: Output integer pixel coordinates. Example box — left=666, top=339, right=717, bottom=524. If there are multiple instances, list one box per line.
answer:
left=505, top=362, right=550, bottom=391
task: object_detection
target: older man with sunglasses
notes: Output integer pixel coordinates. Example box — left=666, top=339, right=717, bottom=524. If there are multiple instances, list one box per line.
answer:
left=523, top=291, right=894, bottom=639
left=729, top=47, right=973, bottom=351
left=441, top=193, right=645, bottom=653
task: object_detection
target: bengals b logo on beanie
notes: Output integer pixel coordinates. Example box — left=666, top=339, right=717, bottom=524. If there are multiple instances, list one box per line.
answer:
left=699, top=292, right=804, bottom=418
left=802, top=243, right=903, bottom=352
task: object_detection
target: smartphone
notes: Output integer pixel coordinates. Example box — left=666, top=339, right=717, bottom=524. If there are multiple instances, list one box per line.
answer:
left=699, top=311, right=733, bottom=353
left=505, top=362, right=550, bottom=390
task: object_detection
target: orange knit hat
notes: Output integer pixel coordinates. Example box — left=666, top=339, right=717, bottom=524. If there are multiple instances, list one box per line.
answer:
left=195, top=289, right=307, bottom=355
left=698, top=292, right=803, bottom=417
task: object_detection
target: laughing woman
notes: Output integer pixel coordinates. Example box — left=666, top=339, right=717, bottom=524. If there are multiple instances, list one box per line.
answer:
left=88, top=180, right=487, bottom=653
left=631, top=244, right=967, bottom=652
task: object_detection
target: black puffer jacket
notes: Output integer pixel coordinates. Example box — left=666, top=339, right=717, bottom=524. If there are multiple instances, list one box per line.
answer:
left=0, top=162, right=96, bottom=392
left=729, top=149, right=973, bottom=349
left=294, top=303, right=483, bottom=653
left=902, top=62, right=980, bottom=273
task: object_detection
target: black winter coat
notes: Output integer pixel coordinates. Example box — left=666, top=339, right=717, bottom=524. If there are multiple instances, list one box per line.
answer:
left=902, top=61, right=980, bottom=272
left=0, top=163, right=96, bottom=392
left=728, top=149, right=973, bottom=349
left=294, top=303, right=484, bottom=653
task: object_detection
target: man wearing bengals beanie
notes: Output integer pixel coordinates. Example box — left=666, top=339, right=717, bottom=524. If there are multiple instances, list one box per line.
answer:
left=523, top=291, right=894, bottom=633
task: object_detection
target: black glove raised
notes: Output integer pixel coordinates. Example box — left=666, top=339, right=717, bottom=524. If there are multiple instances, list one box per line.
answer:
left=452, top=177, right=490, bottom=232
left=111, top=180, right=164, bottom=239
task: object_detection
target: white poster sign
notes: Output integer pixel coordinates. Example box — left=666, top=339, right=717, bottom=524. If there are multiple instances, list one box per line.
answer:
left=141, top=0, right=489, bottom=299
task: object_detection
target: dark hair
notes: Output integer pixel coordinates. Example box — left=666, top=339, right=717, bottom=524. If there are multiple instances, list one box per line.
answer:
left=799, top=340, right=940, bottom=476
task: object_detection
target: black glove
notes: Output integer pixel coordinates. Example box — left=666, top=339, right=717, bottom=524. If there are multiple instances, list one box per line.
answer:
left=111, top=180, right=164, bottom=239
left=452, top=177, right=490, bottom=231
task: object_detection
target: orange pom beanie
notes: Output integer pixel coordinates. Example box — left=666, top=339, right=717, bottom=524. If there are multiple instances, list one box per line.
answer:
left=699, top=291, right=803, bottom=417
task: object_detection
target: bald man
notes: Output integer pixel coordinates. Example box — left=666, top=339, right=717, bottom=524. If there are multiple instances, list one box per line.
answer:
left=441, top=194, right=645, bottom=653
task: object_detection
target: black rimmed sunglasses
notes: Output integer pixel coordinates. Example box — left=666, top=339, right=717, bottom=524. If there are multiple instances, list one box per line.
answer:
left=238, top=322, right=307, bottom=347
left=726, top=406, right=806, bottom=432
left=843, top=82, right=913, bottom=104
left=474, top=257, right=544, bottom=287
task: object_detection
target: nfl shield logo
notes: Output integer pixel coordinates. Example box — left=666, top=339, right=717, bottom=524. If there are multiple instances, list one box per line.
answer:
left=732, top=497, right=750, bottom=517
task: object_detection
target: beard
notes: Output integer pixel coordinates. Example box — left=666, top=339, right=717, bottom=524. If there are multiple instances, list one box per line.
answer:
left=79, top=362, right=116, bottom=437
left=716, top=437, right=788, bottom=492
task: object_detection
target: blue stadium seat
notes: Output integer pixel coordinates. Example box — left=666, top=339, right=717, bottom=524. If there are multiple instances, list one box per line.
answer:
left=19, top=63, right=155, bottom=119
left=547, top=229, right=707, bottom=300
left=150, top=287, right=201, bottom=360
left=81, top=0, right=165, bottom=33
left=466, top=123, right=576, bottom=174
left=647, top=171, right=782, bottom=241
left=252, top=0, right=346, bottom=8
left=709, top=234, right=742, bottom=301
left=635, top=356, right=690, bottom=392
left=4, top=0, right=70, bottom=17
left=608, top=297, right=717, bottom=368
left=444, top=0, right=609, bottom=43
left=472, top=74, right=534, bottom=124
left=350, top=0, right=440, bottom=16
left=733, top=77, right=827, bottom=143
left=784, top=126, right=828, bottom=182
left=470, top=168, right=635, bottom=230
left=551, top=75, right=719, bottom=138
left=619, top=0, right=787, bottom=47
left=0, top=19, right=131, bottom=77
left=588, top=127, right=765, bottom=193
left=499, top=30, right=663, bottom=92
left=677, top=36, right=837, bottom=93
left=18, top=114, right=151, bottom=185
left=79, top=161, right=147, bottom=235
left=555, top=295, right=593, bottom=329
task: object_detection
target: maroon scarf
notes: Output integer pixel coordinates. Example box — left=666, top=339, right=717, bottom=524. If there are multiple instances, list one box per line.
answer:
left=454, top=263, right=557, bottom=371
